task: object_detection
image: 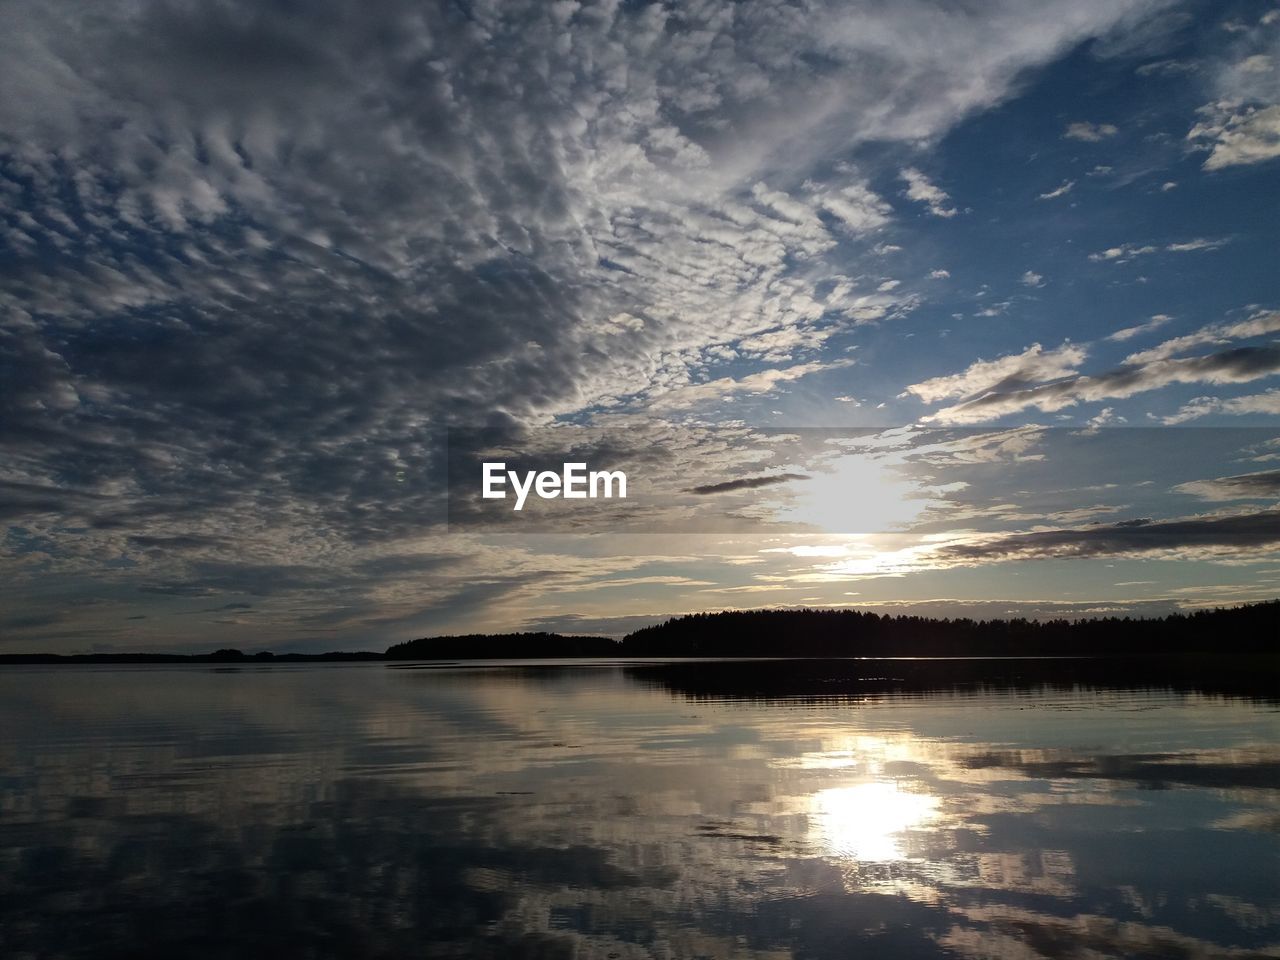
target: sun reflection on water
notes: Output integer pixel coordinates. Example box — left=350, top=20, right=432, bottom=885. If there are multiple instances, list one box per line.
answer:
left=810, top=780, right=942, bottom=863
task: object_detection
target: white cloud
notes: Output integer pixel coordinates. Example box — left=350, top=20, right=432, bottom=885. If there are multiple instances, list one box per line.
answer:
left=1021, top=270, right=1045, bottom=287
left=1189, top=102, right=1280, bottom=169
left=1105, top=314, right=1172, bottom=341
left=1188, top=22, right=1280, bottom=170
left=926, top=344, right=1280, bottom=424
left=974, top=301, right=1013, bottom=317
left=1089, top=237, right=1230, bottom=262
left=1063, top=121, right=1118, bottom=141
left=1038, top=180, right=1075, bottom=199
left=648, top=360, right=853, bottom=412
left=812, top=180, right=895, bottom=234
left=1086, top=407, right=1126, bottom=428
left=1089, top=243, right=1159, bottom=262
left=917, top=310, right=1280, bottom=426
left=905, top=342, right=1086, bottom=404
left=1174, top=469, right=1280, bottom=499
left=1161, top=388, right=1280, bottom=423
left=1165, top=237, right=1231, bottom=252
left=900, top=167, right=957, bottom=218
left=928, top=269, right=951, bottom=279
left=1136, top=58, right=1199, bottom=77
left=1124, top=309, right=1280, bottom=364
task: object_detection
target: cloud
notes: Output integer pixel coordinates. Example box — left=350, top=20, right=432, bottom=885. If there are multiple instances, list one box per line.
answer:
left=1089, top=243, right=1159, bottom=262
left=1021, top=270, right=1045, bottom=287
left=1161, top=388, right=1280, bottom=423
left=905, top=343, right=1087, bottom=404
left=929, top=269, right=951, bottom=279
left=932, top=509, right=1280, bottom=563
left=689, top=473, right=809, bottom=495
left=1088, top=238, right=1230, bottom=261
left=905, top=425, right=1049, bottom=465
left=812, top=181, right=895, bottom=234
left=926, top=344, right=1280, bottom=424
left=0, top=0, right=1212, bottom=646
left=1188, top=21, right=1280, bottom=170
left=1037, top=180, right=1075, bottom=199
left=1084, top=406, right=1125, bottom=429
left=1175, top=470, right=1280, bottom=500
left=648, top=360, right=852, bottom=411
left=1063, top=121, right=1118, bottom=141
left=1105, top=314, right=1172, bottom=341
left=1189, top=102, right=1280, bottom=169
left=1135, top=58, right=1199, bottom=77
left=1165, top=237, right=1232, bottom=252
left=1123, top=308, right=1280, bottom=364
left=900, top=167, right=957, bottom=218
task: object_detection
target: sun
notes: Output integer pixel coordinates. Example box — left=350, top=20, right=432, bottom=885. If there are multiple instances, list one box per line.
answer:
left=778, top=453, right=928, bottom=535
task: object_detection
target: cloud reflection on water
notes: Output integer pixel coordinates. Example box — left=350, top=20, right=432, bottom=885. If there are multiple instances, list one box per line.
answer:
left=0, top=663, right=1276, bottom=959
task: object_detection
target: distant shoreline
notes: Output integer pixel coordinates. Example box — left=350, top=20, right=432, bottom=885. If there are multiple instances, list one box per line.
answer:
left=3, top=600, right=1276, bottom=663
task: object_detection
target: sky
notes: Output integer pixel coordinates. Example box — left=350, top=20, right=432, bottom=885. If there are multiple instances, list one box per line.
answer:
left=2, top=0, right=1279, bottom=652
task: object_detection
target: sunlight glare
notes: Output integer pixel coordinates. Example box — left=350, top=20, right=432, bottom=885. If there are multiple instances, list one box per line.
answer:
left=810, top=781, right=942, bottom=862
left=778, top=454, right=928, bottom=534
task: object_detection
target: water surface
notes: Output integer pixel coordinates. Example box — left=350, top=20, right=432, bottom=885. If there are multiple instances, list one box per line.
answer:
left=1, top=661, right=1277, bottom=959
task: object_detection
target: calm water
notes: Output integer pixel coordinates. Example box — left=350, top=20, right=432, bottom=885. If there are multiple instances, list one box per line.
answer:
left=0, top=661, right=1277, bottom=959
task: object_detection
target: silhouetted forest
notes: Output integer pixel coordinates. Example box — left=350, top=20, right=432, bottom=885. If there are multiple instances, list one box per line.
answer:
left=2, top=601, right=1275, bottom=664
left=384, top=632, right=618, bottom=660
left=0, top=649, right=387, bottom=664
left=619, top=601, right=1279, bottom=658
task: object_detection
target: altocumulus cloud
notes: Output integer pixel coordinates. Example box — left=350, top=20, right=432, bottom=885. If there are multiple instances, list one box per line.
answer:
left=911, top=312, right=1280, bottom=426
left=930, top=510, right=1280, bottom=564
left=0, top=0, right=1189, bottom=645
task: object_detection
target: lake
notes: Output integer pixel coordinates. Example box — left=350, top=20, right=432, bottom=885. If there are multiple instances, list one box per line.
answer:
left=1, top=660, right=1277, bottom=959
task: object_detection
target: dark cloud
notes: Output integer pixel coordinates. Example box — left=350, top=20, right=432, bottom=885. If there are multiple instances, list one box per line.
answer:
left=930, top=346, right=1280, bottom=423
left=1176, top=470, right=1280, bottom=500
left=936, top=509, right=1280, bottom=562
left=0, top=611, right=69, bottom=633
left=689, top=472, right=809, bottom=495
